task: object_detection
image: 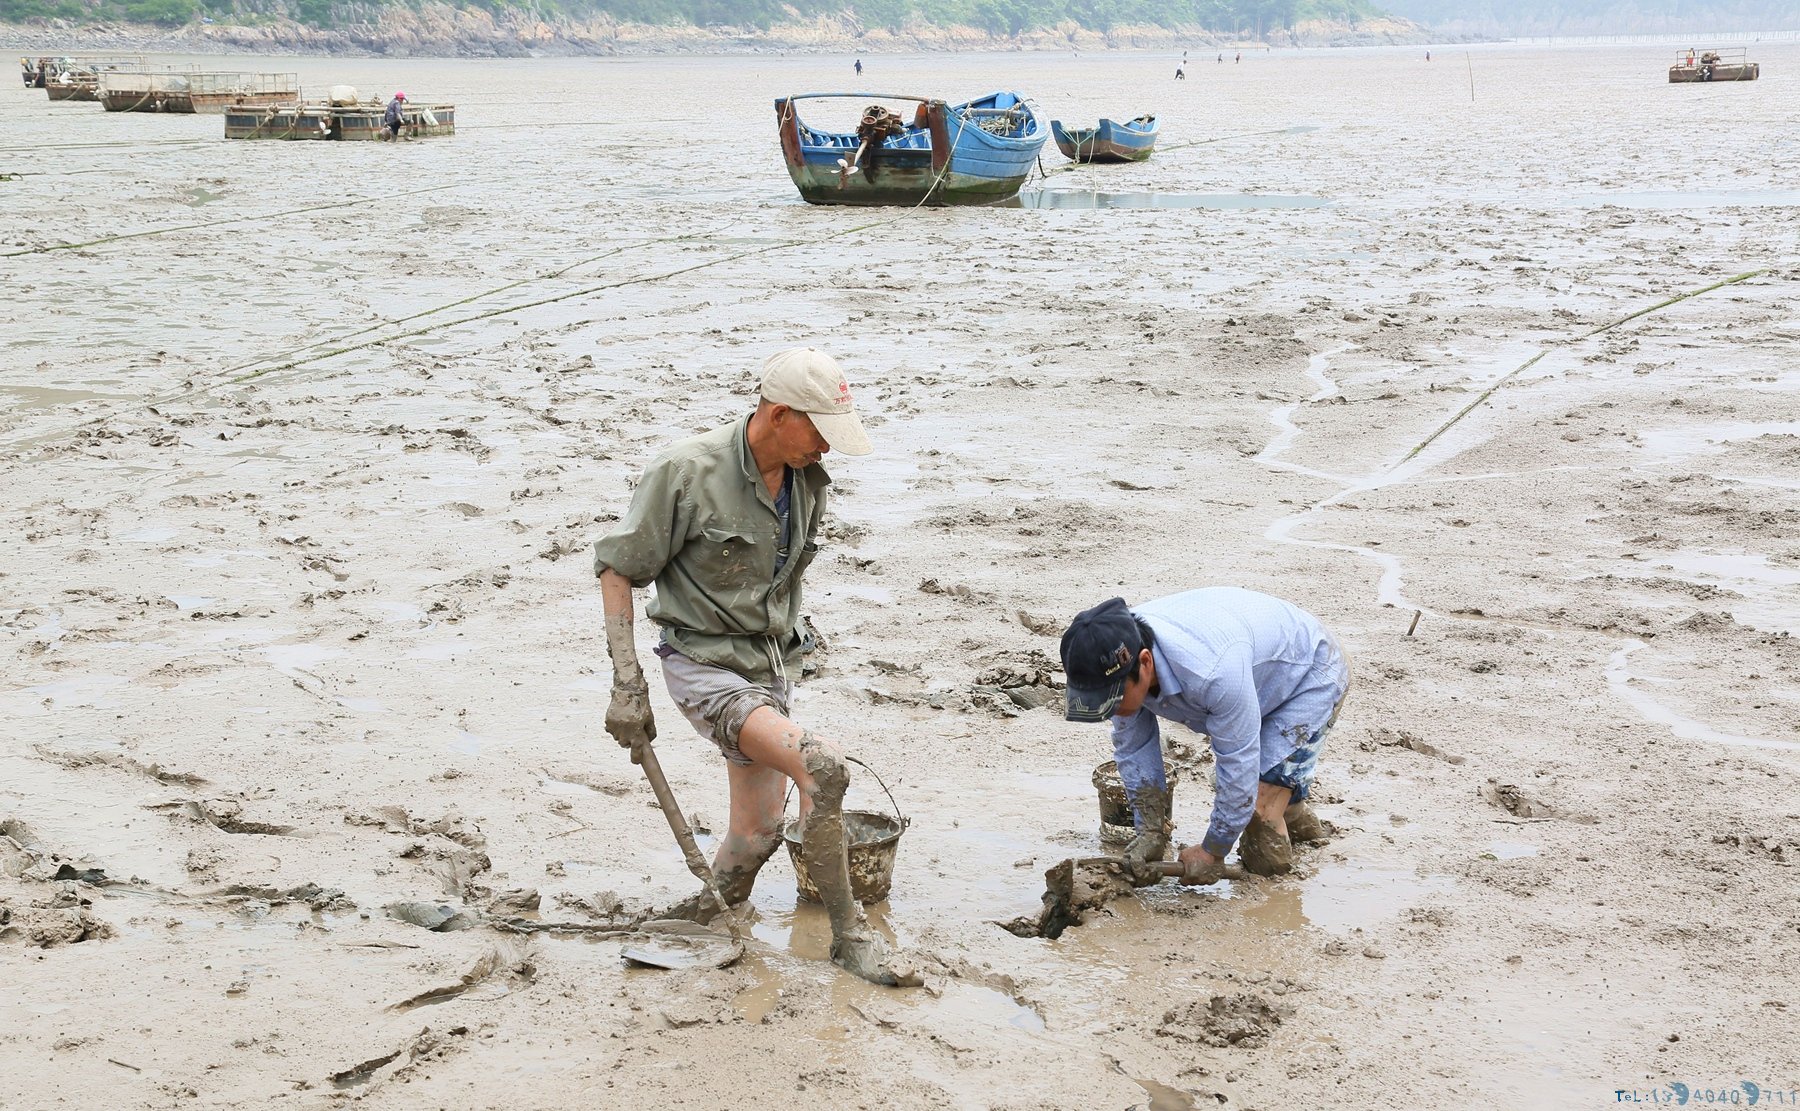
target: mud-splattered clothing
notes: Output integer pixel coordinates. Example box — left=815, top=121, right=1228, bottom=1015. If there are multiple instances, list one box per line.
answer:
left=592, top=413, right=827, bottom=684
left=656, top=643, right=793, bottom=765
left=1109, top=588, right=1349, bottom=859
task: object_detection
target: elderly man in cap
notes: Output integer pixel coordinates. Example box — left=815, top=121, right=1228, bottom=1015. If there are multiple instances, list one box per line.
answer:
left=1060, top=589, right=1350, bottom=882
left=594, top=349, right=919, bottom=987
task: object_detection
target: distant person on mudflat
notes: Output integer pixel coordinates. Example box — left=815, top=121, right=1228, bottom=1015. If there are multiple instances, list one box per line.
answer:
left=594, top=349, right=920, bottom=989
left=383, top=91, right=406, bottom=141
left=1059, top=589, right=1350, bottom=886
left=1175, top=67, right=1185, bottom=80
left=854, top=58, right=862, bottom=76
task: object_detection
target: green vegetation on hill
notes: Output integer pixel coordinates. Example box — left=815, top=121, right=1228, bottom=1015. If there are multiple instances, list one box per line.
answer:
left=1, top=0, right=1390, bottom=33
left=5, top=0, right=196, bottom=26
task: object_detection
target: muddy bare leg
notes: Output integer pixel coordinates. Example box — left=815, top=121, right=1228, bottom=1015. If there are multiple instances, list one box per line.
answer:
left=733, top=709, right=919, bottom=987
left=799, top=736, right=919, bottom=987
left=1240, top=782, right=1295, bottom=876
left=1284, top=800, right=1327, bottom=844
left=660, top=761, right=786, bottom=923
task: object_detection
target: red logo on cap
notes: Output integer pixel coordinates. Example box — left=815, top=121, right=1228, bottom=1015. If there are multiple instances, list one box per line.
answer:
left=837, top=382, right=852, bottom=403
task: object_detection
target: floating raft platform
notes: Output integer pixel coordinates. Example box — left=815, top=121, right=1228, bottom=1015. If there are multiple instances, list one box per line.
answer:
left=99, top=70, right=297, bottom=113
left=1669, top=48, right=1759, bottom=82
left=34, top=56, right=145, bottom=99
left=224, top=100, right=456, bottom=140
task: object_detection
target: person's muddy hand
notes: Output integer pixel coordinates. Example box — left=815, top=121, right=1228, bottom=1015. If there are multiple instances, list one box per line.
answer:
left=1123, top=831, right=1169, bottom=887
left=1177, top=844, right=1225, bottom=886
left=605, top=676, right=656, bottom=762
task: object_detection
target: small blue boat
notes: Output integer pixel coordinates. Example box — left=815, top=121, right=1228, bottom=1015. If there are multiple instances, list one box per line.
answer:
left=774, top=91, right=1047, bottom=207
left=1050, top=115, right=1159, bottom=163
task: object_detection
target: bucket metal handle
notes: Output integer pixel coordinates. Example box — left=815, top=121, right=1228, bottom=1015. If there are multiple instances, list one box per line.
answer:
left=780, top=755, right=907, bottom=831
left=845, top=755, right=907, bottom=831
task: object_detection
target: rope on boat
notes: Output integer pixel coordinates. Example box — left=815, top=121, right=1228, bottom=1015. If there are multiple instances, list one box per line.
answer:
left=0, top=182, right=463, bottom=259
left=1399, top=268, right=1770, bottom=465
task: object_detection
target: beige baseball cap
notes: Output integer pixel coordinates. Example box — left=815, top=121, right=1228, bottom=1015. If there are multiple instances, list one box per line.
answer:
left=759, top=348, right=873, bottom=457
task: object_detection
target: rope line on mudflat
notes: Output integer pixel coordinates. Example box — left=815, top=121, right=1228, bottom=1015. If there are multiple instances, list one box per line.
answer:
left=234, top=114, right=961, bottom=383
left=1400, top=268, right=1769, bottom=464
left=221, top=221, right=745, bottom=377
left=0, top=182, right=463, bottom=258
left=0, top=138, right=213, bottom=153
left=234, top=215, right=903, bottom=382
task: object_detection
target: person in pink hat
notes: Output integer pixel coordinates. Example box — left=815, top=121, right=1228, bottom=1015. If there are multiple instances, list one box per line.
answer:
left=593, top=349, right=920, bottom=988
left=382, top=91, right=406, bottom=141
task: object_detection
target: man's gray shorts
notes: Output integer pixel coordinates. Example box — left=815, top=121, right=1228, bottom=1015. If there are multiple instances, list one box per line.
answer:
left=656, top=645, right=792, bottom=767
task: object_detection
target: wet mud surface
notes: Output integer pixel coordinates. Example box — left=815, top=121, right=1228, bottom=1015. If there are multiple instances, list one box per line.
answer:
left=3, top=42, right=1800, bottom=1110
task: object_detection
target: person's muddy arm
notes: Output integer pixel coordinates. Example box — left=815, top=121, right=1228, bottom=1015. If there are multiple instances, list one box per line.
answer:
left=592, top=458, right=686, bottom=760
left=599, top=567, right=655, bottom=759
left=1198, top=658, right=1263, bottom=858
left=1111, top=710, right=1170, bottom=880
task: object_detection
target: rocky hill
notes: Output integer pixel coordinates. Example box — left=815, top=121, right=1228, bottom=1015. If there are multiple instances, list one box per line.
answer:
left=2, top=1, right=1428, bottom=56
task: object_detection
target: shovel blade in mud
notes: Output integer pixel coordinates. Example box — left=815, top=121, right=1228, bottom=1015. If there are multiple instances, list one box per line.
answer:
left=621, top=919, right=744, bottom=971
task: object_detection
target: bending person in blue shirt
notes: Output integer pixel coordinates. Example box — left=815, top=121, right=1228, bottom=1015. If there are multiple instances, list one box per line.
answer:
left=1060, top=589, right=1350, bottom=883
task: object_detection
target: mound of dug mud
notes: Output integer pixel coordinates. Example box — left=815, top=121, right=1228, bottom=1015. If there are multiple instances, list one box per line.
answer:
left=1157, top=992, right=1290, bottom=1049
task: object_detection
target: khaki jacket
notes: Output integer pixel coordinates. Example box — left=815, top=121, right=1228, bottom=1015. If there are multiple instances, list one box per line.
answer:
left=593, top=413, right=828, bottom=683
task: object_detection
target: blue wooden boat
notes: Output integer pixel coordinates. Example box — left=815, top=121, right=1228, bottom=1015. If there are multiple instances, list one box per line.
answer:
left=774, top=91, right=1046, bottom=207
left=1051, top=115, right=1158, bottom=163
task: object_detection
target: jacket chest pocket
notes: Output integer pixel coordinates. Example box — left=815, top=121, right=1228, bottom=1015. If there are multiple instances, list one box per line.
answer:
left=692, top=524, right=765, bottom=587
left=787, top=540, right=820, bottom=577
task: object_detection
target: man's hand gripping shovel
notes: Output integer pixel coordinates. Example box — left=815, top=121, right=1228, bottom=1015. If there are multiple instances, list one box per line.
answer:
left=606, top=679, right=748, bottom=971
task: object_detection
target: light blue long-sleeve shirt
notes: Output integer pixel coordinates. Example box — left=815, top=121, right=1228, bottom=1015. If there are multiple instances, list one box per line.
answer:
left=1110, top=588, right=1349, bottom=858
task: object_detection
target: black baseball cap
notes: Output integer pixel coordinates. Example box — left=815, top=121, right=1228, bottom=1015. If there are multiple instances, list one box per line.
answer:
left=1059, top=597, right=1143, bottom=722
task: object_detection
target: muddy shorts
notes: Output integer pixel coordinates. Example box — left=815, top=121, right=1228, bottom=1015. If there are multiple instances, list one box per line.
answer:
left=656, top=644, right=792, bottom=767
left=1259, top=641, right=1351, bottom=803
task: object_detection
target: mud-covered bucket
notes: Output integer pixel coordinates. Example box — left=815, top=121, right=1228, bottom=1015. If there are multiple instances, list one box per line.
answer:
left=1092, top=759, right=1181, bottom=844
left=782, top=758, right=907, bottom=904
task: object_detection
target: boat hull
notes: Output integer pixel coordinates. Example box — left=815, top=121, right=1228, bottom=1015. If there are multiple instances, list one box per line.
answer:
left=787, top=164, right=1029, bottom=206
left=1669, top=62, right=1758, bottom=81
left=47, top=82, right=99, bottom=102
left=224, top=103, right=456, bottom=140
left=102, top=90, right=194, bottom=113
left=1051, top=117, right=1157, bottom=163
left=775, top=93, right=1045, bottom=207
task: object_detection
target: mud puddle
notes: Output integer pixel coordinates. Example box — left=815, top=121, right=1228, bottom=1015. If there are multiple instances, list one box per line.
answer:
left=1135, top=1076, right=1200, bottom=1110
left=730, top=953, right=1044, bottom=1036
left=1605, top=641, right=1800, bottom=751
left=1636, top=420, right=1800, bottom=460
left=1011, top=190, right=1329, bottom=210
left=0, top=384, right=124, bottom=412
left=1638, top=549, right=1800, bottom=634
left=1564, top=188, right=1800, bottom=209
